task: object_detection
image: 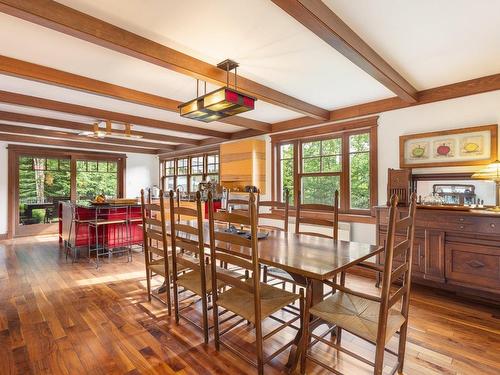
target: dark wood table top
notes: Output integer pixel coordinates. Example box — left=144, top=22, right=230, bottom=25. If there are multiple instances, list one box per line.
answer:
left=156, top=221, right=383, bottom=281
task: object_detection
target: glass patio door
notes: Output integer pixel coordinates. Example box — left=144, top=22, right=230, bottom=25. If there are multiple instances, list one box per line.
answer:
left=17, top=156, right=71, bottom=236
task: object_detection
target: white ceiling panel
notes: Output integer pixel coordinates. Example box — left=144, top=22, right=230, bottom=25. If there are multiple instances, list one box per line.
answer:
left=323, top=0, right=500, bottom=90
left=0, top=12, right=300, bottom=124
left=55, top=0, right=394, bottom=109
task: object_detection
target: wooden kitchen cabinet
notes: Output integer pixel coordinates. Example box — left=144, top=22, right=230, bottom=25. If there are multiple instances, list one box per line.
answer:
left=375, top=206, right=500, bottom=301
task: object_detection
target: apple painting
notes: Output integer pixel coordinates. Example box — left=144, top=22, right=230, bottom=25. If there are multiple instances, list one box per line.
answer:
left=434, top=140, right=454, bottom=158
left=437, top=143, right=451, bottom=156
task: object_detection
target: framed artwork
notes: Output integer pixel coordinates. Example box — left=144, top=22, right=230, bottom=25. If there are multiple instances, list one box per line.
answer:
left=400, top=124, right=497, bottom=168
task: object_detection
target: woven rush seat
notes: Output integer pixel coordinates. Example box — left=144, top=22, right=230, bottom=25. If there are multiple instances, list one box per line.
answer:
left=148, top=256, right=191, bottom=276
left=217, top=278, right=299, bottom=324
left=177, top=266, right=243, bottom=295
left=310, top=291, right=405, bottom=344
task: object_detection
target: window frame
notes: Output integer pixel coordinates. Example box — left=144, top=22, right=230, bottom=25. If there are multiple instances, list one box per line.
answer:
left=160, top=151, right=220, bottom=194
left=8, top=145, right=126, bottom=238
left=273, top=123, right=377, bottom=216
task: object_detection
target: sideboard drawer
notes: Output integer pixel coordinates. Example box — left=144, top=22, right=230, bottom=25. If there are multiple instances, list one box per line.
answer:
left=445, top=243, right=500, bottom=293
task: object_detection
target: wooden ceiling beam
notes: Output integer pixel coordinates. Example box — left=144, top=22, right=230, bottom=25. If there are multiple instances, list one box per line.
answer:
left=271, top=0, right=418, bottom=102
left=0, top=55, right=271, bottom=132
left=0, top=110, right=200, bottom=145
left=0, top=122, right=175, bottom=150
left=0, top=132, right=161, bottom=154
left=272, top=73, right=500, bottom=133
left=0, top=0, right=329, bottom=120
left=0, top=90, right=230, bottom=139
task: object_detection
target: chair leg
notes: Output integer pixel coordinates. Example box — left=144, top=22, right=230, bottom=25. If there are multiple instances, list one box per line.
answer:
left=263, top=265, right=268, bottom=282
left=172, top=275, right=180, bottom=323
left=165, top=274, right=172, bottom=316
left=255, top=320, right=264, bottom=375
left=212, top=300, right=220, bottom=351
left=397, top=321, right=409, bottom=373
left=146, top=268, right=152, bottom=302
left=201, top=292, right=209, bottom=345
left=374, top=341, right=386, bottom=375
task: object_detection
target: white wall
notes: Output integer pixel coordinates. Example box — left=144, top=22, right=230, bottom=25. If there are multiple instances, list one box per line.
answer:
left=0, top=142, right=159, bottom=235
left=264, top=90, right=500, bottom=245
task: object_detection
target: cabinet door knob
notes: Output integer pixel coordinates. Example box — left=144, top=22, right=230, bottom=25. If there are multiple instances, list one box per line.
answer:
left=459, top=217, right=464, bottom=222
left=490, top=223, right=496, bottom=228
left=459, top=225, right=464, bottom=229
left=466, top=260, right=485, bottom=268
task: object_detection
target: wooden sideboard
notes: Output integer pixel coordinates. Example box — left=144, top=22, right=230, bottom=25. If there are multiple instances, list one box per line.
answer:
left=374, top=206, right=500, bottom=303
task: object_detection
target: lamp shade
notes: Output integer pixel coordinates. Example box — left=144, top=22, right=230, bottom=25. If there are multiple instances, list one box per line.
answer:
left=471, top=160, right=500, bottom=182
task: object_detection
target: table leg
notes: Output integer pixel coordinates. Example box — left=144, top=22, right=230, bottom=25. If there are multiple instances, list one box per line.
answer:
left=286, top=278, right=324, bottom=372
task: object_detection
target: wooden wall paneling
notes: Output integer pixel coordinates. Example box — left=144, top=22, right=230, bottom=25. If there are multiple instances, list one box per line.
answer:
left=220, top=139, right=266, bottom=193
left=0, top=0, right=329, bottom=120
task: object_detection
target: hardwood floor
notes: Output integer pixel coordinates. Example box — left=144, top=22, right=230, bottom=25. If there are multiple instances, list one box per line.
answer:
left=0, top=235, right=499, bottom=374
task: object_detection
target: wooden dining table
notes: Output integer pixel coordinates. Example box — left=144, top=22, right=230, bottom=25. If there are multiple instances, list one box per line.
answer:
left=157, top=220, right=384, bottom=369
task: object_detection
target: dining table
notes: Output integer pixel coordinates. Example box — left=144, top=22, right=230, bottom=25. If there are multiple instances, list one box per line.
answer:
left=156, top=220, right=384, bottom=369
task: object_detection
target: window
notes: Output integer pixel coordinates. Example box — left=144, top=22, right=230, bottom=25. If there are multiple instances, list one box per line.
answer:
left=160, top=152, right=220, bottom=193
left=274, top=125, right=377, bottom=214
left=76, top=160, right=119, bottom=203
left=279, top=144, right=294, bottom=203
left=18, top=156, right=71, bottom=225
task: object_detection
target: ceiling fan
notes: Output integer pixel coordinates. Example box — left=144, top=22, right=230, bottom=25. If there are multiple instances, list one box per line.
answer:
left=78, top=120, right=143, bottom=139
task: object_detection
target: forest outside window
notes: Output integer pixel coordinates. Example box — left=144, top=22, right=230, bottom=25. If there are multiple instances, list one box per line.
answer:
left=275, top=126, right=377, bottom=215
left=160, top=152, right=220, bottom=193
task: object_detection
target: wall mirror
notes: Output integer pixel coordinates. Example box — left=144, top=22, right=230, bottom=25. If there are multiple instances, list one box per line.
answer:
left=412, top=173, right=496, bottom=206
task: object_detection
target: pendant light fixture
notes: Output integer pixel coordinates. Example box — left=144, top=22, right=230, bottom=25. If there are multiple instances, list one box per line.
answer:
left=78, top=121, right=143, bottom=139
left=178, top=59, right=256, bottom=122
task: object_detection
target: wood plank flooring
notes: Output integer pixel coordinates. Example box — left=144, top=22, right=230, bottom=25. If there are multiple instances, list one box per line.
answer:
left=0, top=235, right=499, bottom=374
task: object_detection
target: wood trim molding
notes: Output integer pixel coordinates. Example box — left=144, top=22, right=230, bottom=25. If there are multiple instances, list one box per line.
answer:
left=0, top=133, right=159, bottom=154
left=0, top=233, right=7, bottom=241
left=158, top=144, right=220, bottom=159
left=273, top=73, right=500, bottom=133
left=0, top=55, right=271, bottom=132
left=271, top=115, right=378, bottom=143
left=273, top=123, right=378, bottom=215
left=0, top=110, right=200, bottom=146
left=0, top=0, right=329, bottom=120
left=271, top=0, right=417, bottom=102
left=7, top=143, right=127, bottom=159
left=0, top=90, right=230, bottom=139
left=0, top=122, right=174, bottom=150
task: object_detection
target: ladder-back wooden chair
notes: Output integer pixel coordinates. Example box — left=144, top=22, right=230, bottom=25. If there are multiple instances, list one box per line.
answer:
left=225, top=189, right=260, bottom=214
left=257, top=188, right=289, bottom=232
left=266, top=190, right=339, bottom=291
left=295, top=189, right=339, bottom=239
left=169, top=190, right=211, bottom=344
left=140, top=189, right=177, bottom=313
left=208, top=191, right=304, bottom=375
left=300, top=193, right=417, bottom=375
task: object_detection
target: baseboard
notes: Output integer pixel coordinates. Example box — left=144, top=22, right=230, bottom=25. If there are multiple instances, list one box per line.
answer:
left=0, top=233, right=8, bottom=241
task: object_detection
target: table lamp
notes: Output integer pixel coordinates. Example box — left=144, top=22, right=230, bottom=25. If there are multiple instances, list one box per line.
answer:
left=471, top=160, right=500, bottom=211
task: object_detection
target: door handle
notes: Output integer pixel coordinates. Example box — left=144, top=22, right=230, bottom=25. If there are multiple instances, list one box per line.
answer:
left=466, top=260, right=485, bottom=268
